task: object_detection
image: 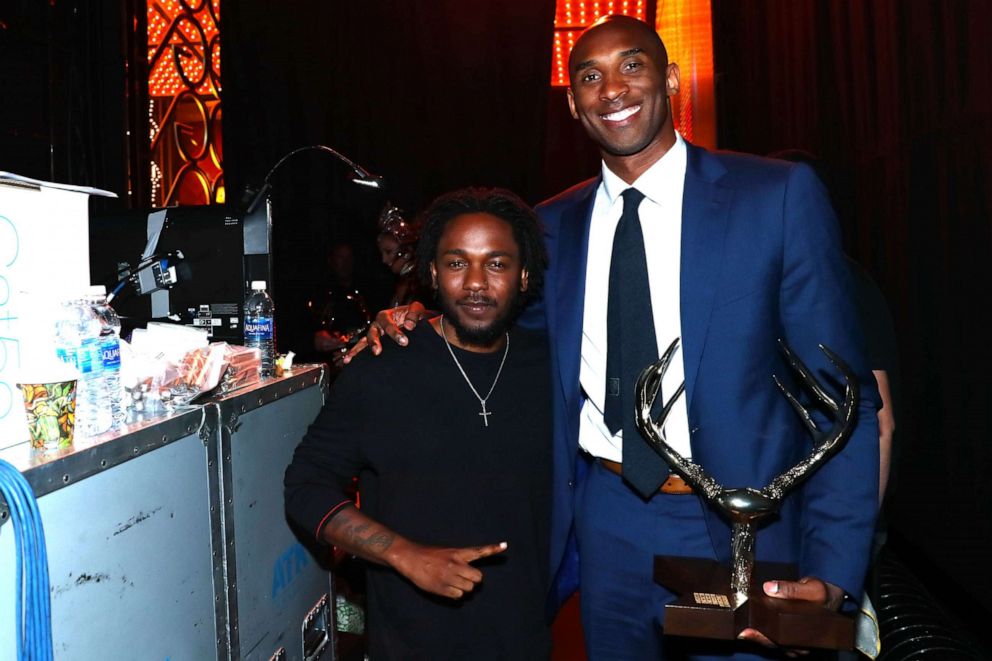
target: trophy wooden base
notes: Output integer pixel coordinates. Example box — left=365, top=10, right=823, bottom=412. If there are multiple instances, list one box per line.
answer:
left=654, top=556, right=855, bottom=650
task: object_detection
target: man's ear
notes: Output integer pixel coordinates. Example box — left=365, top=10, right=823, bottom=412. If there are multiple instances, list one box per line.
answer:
left=429, top=262, right=438, bottom=289
left=566, top=87, right=579, bottom=120
left=520, top=268, right=529, bottom=292
left=666, top=62, right=681, bottom=97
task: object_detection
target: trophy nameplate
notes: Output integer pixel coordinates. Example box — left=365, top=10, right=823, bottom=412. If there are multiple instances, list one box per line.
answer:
left=636, top=339, right=859, bottom=650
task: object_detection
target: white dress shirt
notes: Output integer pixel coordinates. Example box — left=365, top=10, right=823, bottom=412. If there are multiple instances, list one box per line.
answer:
left=578, top=132, right=692, bottom=463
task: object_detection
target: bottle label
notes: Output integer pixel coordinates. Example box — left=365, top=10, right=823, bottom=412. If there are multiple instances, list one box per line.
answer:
left=245, top=317, right=274, bottom=340
left=76, top=339, right=99, bottom=375
left=102, top=341, right=121, bottom=370
left=57, top=345, right=98, bottom=374
left=56, top=346, right=77, bottom=367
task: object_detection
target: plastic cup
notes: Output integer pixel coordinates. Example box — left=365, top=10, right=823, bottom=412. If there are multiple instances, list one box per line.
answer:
left=18, top=380, right=77, bottom=451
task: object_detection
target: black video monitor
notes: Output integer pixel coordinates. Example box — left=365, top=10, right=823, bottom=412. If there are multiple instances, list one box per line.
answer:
left=89, top=206, right=260, bottom=345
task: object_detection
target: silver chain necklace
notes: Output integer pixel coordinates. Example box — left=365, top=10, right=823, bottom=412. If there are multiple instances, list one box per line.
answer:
left=439, top=315, right=510, bottom=427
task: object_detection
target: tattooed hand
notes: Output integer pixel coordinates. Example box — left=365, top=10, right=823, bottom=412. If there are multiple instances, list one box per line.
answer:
left=321, top=504, right=506, bottom=599
left=389, top=540, right=508, bottom=599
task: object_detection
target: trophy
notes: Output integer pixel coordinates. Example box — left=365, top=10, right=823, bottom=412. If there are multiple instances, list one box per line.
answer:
left=636, top=338, right=859, bottom=649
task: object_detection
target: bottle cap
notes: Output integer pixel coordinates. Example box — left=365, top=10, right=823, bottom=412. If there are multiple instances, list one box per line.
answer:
left=251, top=280, right=267, bottom=290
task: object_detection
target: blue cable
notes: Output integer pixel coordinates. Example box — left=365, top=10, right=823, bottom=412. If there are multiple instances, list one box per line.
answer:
left=0, top=459, right=51, bottom=660
left=0, top=459, right=54, bottom=661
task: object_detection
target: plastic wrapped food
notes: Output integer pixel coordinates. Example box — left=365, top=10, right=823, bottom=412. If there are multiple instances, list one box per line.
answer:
left=178, top=343, right=229, bottom=392
left=220, top=345, right=261, bottom=392
left=122, top=341, right=263, bottom=413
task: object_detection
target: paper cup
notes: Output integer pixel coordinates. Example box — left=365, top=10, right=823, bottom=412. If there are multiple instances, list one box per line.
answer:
left=18, top=380, right=77, bottom=451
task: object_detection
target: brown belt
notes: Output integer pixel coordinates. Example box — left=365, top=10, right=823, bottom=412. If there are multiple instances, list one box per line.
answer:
left=598, top=458, right=695, bottom=495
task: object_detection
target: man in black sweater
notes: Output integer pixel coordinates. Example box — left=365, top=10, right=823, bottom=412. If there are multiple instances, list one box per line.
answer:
left=285, top=188, right=552, bottom=660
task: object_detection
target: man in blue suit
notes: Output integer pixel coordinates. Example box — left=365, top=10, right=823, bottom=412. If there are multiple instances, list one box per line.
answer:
left=527, top=15, right=879, bottom=659
left=356, top=15, right=878, bottom=660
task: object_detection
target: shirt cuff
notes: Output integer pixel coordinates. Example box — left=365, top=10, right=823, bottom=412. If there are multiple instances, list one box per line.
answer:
left=314, top=499, right=354, bottom=540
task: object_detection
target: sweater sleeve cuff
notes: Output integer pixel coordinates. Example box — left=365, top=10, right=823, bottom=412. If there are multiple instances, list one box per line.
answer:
left=314, top=499, right=354, bottom=541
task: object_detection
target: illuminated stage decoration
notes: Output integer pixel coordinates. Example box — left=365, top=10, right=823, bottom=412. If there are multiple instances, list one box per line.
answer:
left=147, top=0, right=223, bottom=206
left=551, top=1, right=647, bottom=87
left=549, top=0, right=715, bottom=149
left=656, top=0, right=715, bottom=148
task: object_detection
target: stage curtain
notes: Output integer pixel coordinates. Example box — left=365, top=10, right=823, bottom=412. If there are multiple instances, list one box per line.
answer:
left=712, top=0, right=992, bottom=623
left=224, top=1, right=556, bottom=212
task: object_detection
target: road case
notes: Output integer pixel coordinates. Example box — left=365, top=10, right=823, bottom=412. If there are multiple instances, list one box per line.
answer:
left=0, top=407, right=217, bottom=660
left=204, top=366, right=335, bottom=661
left=1, top=365, right=334, bottom=661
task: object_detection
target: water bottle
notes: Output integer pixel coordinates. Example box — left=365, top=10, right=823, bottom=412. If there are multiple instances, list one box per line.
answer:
left=84, top=285, right=123, bottom=425
left=244, top=280, right=275, bottom=378
left=54, top=298, right=112, bottom=436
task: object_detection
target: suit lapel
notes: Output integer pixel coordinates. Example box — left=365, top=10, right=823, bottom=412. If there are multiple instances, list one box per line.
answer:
left=554, top=181, right=598, bottom=412
left=680, top=145, right=732, bottom=411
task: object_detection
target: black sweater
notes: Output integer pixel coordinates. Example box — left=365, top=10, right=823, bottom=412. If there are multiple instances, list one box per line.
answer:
left=285, top=321, right=552, bottom=660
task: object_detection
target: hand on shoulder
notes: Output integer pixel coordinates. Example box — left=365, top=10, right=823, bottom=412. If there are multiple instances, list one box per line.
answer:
left=342, top=301, right=429, bottom=364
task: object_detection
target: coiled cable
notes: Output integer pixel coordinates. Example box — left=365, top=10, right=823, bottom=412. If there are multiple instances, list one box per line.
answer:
left=0, top=459, right=54, bottom=661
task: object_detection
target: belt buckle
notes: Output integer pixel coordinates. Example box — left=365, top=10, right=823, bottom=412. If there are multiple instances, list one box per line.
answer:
left=660, top=473, right=693, bottom=495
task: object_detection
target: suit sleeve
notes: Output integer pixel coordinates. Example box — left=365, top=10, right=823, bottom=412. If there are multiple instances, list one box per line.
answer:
left=284, top=364, right=369, bottom=540
left=778, top=163, right=880, bottom=599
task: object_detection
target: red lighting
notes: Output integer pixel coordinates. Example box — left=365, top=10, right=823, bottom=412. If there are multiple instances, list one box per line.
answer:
left=551, top=0, right=646, bottom=86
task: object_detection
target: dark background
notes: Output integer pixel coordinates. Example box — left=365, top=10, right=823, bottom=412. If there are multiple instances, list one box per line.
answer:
left=1, top=0, right=989, bottom=635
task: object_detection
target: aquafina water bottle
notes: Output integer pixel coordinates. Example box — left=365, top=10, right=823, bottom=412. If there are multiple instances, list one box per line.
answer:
left=54, top=298, right=112, bottom=436
left=83, top=285, right=123, bottom=425
left=244, top=281, right=275, bottom=378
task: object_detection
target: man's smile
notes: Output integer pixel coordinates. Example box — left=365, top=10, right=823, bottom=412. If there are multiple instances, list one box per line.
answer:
left=601, top=104, right=642, bottom=122
left=458, top=297, right=497, bottom=315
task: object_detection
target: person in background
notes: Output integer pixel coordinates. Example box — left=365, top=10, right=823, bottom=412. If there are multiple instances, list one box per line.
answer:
left=770, top=148, right=899, bottom=657
left=769, top=149, right=899, bottom=509
left=847, top=258, right=898, bottom=507
left=311, top=241, right=372, bottom=365
left=376, top=203, right=426, bottom=308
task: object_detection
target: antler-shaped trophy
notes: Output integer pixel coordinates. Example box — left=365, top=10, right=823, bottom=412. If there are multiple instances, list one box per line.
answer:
left=637, top=338, right=859, bottom=649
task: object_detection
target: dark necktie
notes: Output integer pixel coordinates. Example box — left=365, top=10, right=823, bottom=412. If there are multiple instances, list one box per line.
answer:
left=604, top=188, right=665, bottom=497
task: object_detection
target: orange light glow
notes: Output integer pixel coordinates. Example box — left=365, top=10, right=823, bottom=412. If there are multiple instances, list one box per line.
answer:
left=656, top=0, right=715, bottom=148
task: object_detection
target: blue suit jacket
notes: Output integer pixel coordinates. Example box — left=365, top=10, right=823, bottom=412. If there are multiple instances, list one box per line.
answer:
left=520, top=143, right=880, bottom=615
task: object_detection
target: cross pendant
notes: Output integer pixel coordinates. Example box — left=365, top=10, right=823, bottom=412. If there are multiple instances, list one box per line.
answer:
left=479, top=401, right=491, bottom=427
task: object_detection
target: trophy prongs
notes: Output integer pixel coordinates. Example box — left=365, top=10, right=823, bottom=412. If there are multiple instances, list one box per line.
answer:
left=765, top=342, right=860, bottom=496
left=635, top=338, right=724, bottom=501
left=772, top=374, right=820, bottom=435
left=659, top=382, right=686, bottom=425
left=776, top=339, right=839, bottom=413
left=642, top=340, right=862, bottom=648
left=638, top=339, right=860, bottom=631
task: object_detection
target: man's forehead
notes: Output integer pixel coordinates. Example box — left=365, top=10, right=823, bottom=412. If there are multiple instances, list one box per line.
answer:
left=439, top=213, right=517, bottom=244
left=570, top=23, right=658, bottom=68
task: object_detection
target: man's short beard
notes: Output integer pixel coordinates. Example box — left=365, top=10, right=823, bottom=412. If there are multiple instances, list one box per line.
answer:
left=437, top=293, right=521, bottom=348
